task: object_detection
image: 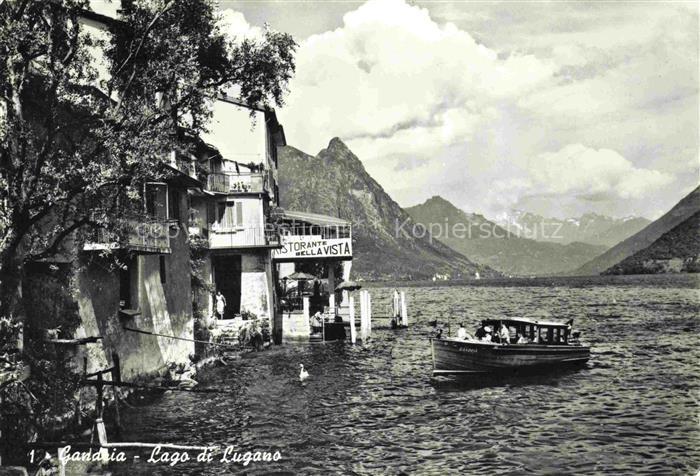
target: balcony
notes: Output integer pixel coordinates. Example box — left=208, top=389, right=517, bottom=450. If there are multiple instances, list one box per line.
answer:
left=84, top=216, right=172, bottom=254
left=204, top=225, right=281, bottom=250
left=207, top=172, right=269, bottom=194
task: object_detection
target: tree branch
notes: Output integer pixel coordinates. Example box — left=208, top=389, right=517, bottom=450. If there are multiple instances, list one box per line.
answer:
left=113, top=0, right=174, bottom=111
left=30, top=216, right=93, bottom=262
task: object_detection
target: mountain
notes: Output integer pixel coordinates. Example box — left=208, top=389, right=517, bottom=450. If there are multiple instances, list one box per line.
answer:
left=406, top=196, right=607, bottom=276
left=603, top=211, right=700, bottom=275
left=574, top=186, right=700, bottom=276
left=495, top=210, right=650, bottom=247
left=277, top=139, right=497, bottom=280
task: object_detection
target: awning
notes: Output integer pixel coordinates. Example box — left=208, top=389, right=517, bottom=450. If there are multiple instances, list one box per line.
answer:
left=281, top=210, right=350, bottom=227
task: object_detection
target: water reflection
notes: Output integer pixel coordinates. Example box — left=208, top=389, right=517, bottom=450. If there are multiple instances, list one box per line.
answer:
left=431, top=366, right=590, bottom=393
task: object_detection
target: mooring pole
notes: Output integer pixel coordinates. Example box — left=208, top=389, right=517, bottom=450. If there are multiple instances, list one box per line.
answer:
left=349, top=296, right=356, bottom=344
left=360, top=291, right=368, bottom=342
left=401, top=291, right=408, bottom=327
left=365, top=291, right=371, bottom=336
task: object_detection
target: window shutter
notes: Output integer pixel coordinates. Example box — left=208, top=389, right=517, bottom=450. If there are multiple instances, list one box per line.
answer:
left=217, top=202, right=226, bottom=225
left=235, top=202, right=243, bottom=225
left=207, top=201, right=215, bottom=225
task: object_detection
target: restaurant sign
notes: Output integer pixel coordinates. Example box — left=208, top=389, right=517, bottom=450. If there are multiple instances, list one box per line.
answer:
left=272, top=235, right=352, bottom=260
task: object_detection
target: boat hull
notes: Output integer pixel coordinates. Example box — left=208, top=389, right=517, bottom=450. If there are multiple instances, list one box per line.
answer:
left=431, top=338, right=590, bottom=374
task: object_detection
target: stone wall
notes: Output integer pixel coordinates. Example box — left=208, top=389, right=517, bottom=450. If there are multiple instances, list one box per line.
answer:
left=23, top=228, right=195, bottom=380
left=76, top=256, right=148, bottom=377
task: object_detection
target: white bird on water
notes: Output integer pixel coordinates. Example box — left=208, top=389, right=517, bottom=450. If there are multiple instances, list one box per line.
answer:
left=299, top=364, right=310, bottom=382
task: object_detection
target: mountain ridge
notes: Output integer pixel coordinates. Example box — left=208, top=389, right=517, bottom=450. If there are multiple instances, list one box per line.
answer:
left=278, top=138, right=498, bottom=280
left=494, top=209, right=651, bottom=247
left=603, top=211, right=700, bottom=275
left=574, top=186, right=700, bottom=275
left=406, top=196, right=607, bottom=276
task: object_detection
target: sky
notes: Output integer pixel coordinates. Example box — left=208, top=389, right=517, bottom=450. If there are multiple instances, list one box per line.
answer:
left=94, top=0, right=700, bottom=220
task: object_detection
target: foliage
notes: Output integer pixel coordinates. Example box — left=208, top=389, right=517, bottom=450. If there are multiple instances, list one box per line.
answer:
left=0, top=346, right=80, bottom=464
left=0, top=315, right=22, bottom=357
left=0, top=0, right=296, bottom=453
left=296, top=260, right=344, bottom=280
left=188, top=233, right=213, bottom=294
left=0, top=0, right=296, bottom=340
left=240, top=308, right=258, bottom=321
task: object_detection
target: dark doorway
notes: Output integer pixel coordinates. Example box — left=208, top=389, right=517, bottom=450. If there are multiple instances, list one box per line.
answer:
left=213, top=255, right=241, bottom=319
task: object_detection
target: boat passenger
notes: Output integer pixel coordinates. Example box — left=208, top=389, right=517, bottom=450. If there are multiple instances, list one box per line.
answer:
left=515, top=332, right=528, bottom=344
left=457, top=323, right=469, bottom=340
left=480, top=326, right=493, bottom=342
left=475, top=325, right=487, bottom=340
left=498, top=323, right=510, bottom=344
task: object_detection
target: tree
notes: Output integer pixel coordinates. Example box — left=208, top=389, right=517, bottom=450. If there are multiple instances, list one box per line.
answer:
left=0, top=0, right=296, bottom=357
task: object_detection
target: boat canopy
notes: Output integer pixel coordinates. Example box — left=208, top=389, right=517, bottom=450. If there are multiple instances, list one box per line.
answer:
left=481, top=317, right=571, bottom=329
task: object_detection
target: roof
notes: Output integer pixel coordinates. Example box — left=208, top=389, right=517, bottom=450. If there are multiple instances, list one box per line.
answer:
left=162, top=163, right=203, bottom=189
left=482, top=317, right=571, bottom=328
left=282, top=210, right=351, bottom=227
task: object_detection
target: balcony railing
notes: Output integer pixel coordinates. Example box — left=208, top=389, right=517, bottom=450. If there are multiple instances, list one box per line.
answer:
left=207, top=172, right=269, bottom=194
left=84, top=216, right=171, bottom=253
left=206, top=225, right=281, bottom=249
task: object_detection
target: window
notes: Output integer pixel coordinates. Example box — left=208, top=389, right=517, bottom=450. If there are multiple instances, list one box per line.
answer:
left=168, top=188, right=181, bottom=222
left=215, top=201, right=243, bottom=230
left=159, top=255, right=167, bottom=284
left=145, top=183, right=167, bottom=219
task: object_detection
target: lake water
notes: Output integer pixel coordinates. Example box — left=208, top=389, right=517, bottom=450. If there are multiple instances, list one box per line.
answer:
left=113, top=274, right=699, bottom=475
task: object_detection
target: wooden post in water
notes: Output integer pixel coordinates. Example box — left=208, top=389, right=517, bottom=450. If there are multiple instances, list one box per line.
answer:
left=349, top=297, right=356, bottom=344
left=401, top=291, right=408, bottom=327
left=367, top=291, right=372, bottom=336
left=392, top=289, right=400, bottom=319
left=359, top=291, right=366, bottom=342
left=360, top=291, right=369, bottom=343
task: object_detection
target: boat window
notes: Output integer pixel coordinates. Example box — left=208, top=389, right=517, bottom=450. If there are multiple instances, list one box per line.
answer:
left=556, top=328, right=567, bottom=344
left=538, top=327, right=555, bottom=344
left=520, top=325, right=534, bottom=341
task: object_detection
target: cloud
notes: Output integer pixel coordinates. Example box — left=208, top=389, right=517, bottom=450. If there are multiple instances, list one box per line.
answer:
left=281, top=0, right=555, bottom=156
left=215, top=0, right=697, bottom=220
left=527, top=144, right=674, bottom=200
left=217, top=10, right=263, bottom=41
